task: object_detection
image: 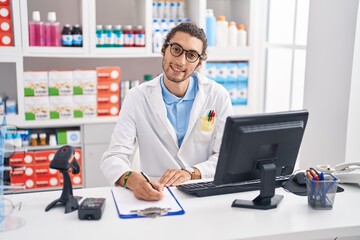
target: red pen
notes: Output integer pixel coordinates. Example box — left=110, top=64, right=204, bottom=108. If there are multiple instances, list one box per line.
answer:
left=306, top=170, right=313, bottom=180
left=309, top=168, right=319, bottom=181
left=210, top=110, right=215, bottom=121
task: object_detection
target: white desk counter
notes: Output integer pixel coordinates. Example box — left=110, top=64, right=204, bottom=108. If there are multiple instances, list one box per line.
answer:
left=2, top=184, right=360, bottom=240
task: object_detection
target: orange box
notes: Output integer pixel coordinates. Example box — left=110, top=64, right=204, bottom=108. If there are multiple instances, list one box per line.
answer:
left=35, top=175, right=60, bottom=188
left=97, top=102, right=120, bottom=116
left=59, top=172, right=82, bottom=187
left=34, top=150, right=56, bottom=163
left=0, top=0, right=10, bottom=6
left=9, top=152, right=34, bottom=166
left=0, top=18, right=11, bottom=33
left=97, top=92, right=120, bottom=104
left=97, top=80, right=120, bottom=93
left=97, top=66, right=121, bottom=81
left=11, top=176, right=35, bottom=190
left=0, top=6, right=10, bottom=19
left=0, top=32, right=12, bottom=46
left=34, top=163, right=59, bottom=178
left=74, top=148, right=82, bottom=162
left=10, top=165, right=35, bottom=178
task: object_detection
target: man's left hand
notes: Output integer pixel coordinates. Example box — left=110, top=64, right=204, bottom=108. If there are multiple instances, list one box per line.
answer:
left=159, top=169, right=191, bottom=187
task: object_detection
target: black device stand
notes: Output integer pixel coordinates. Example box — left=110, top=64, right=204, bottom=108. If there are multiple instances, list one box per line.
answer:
left=231, top=161, right=284, bottom=210
left=45, top=170, right=80, bottom=213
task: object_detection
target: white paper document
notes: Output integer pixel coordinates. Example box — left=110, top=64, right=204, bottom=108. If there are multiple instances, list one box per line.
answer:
left=111, top=186, right=184, bottom=218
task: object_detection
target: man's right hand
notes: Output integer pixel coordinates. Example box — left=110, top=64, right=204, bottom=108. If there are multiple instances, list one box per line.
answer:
left=119, top=171, right=164, bottom=201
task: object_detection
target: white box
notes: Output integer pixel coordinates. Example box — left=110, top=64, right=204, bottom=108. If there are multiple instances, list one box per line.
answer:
left=49, top=96, right=73, bottom=119
left=23, top=71, right=48, bottom=96
left=24, top=96, right=49, bottom=120
left=73, top=70, right=97, bottom=95
left=48, top=71, right=73, bottom=96
left=73, top=95, right=97, bottom=118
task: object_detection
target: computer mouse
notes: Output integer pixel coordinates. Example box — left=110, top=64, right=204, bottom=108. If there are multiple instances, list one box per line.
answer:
left=293, top=172, right=306, bottom=186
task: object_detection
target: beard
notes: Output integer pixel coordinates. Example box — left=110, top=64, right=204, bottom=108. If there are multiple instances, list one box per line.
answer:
left=162, top=58, right=195, bottom=84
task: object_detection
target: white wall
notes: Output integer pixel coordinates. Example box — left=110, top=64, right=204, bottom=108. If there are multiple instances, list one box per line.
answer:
left=346, top=1, right=360, bottom=162
left=300, top=0, right=360, bottom=169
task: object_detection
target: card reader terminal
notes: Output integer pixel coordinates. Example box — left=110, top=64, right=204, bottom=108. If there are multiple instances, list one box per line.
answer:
left=78, top=198, right=106, bottom=220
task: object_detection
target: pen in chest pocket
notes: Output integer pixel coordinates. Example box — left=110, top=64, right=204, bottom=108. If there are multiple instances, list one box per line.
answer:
left=207, top=109, right=215, bottom=122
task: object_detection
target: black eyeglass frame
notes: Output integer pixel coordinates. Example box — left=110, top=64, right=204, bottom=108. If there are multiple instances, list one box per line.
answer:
left=166, top=42, right=204, bottom=63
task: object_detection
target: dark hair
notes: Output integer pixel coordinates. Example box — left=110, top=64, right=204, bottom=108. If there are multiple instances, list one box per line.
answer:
left=161, top=22, right=208, bottom=61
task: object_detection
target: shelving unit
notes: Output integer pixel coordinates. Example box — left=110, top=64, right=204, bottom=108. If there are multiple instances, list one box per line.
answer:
left=1, top=0, right=262, bottom=188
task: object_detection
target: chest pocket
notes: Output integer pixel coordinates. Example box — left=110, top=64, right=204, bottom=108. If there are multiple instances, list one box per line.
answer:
left=194, top=116, right=217, bottom=142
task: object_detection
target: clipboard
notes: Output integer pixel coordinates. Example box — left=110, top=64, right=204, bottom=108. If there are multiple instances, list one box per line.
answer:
left=111, top=186, right=185, bottom=219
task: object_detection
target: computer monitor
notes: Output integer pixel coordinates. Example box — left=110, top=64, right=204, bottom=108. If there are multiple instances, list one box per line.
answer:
left=214, top=110, right=308, bottom=209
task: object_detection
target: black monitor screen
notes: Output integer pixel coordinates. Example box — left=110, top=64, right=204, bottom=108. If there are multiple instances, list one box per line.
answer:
left=214, top=110, right=308, bottom=209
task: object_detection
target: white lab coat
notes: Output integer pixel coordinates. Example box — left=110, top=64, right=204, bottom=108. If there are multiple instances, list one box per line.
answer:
left=101, top=72, right=233, bottom=185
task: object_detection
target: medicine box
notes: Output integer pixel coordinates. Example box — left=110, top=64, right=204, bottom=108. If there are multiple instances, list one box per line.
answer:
left=48, top=71, right=73, bottom=96
left=0, top=32, right=12, bottom=46
left=0, top=18, right=12, bottom=33
left=23, top=71, right=48, bottom=96
left=56, top=130, right=81, bottom=145
left=73, top=70, right=97, bottom=95
left=24, top=96, right=49, bottom=120
left=73, top=95, right=97, bottom=118
left=49, top=96, right=73, bottom=119
left=97, top=66, right=121, bottom=81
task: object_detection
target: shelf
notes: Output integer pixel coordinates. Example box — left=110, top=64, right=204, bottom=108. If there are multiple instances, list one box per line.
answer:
left=5, top=114, right=118, bottom=128
left=22, top=47, right=86, bottom=57
left=15, top=144, right=82, bottom=152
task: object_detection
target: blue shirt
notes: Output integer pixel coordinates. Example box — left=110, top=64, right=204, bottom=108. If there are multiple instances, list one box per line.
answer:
left=161, top=76, right=198, bottom=147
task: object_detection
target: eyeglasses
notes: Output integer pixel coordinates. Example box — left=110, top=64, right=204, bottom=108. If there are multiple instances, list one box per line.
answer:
left=167, top=42, right=203, bottom=63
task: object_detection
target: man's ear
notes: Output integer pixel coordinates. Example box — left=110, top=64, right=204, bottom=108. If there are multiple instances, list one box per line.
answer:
left=196, top=61, right=202, bottom=70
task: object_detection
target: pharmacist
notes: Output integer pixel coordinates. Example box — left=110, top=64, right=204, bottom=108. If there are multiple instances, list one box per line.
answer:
left=101, top=22, right=233, bottom=201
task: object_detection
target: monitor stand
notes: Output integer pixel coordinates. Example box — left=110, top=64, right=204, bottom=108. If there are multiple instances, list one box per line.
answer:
left=232, top=161, right=283, bottom=210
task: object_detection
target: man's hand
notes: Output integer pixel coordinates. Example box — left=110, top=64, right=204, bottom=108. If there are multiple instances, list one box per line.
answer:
left=159, top=169, right=191, bottom=187
left=121, top=172, right=164, bottom=201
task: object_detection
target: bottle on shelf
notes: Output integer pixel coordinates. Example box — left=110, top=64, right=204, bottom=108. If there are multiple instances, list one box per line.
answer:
left=104, top=25, right=114, bottom=47
left=177, top=0, right=185, bottom=18
left=168, top=19, right=176, bottom=31
left=216, top=15, right=228, bottom=47
left=237, top=24, right=247, bottom=47
left=113, top=25, right=124, bottom=48
left=157, top=0, right=164, bottom=19
left=228, top=21, right=238, bottom=47
left=28, top=11, right=46, bottom=46
left=72, top=24, right=83, bottom=47
left=134, top=25, right=145, bottom=47
left=96, top=25, right=105, bottom=47
left=170, top=1, right=177, bottom=19
left=123, top=25, right=134, bottom=47
left=45, top=12, right=61, bottom=47
left=153, top=29, right=162, bottom=53
left=160, top=19, right=168, bottom=33
left=152, top=19, right=160, bottom=33
left=162, top=29, right=169, bottom=42
left=152, top=1, right=158, bottom=19
left=61, top=24, right=72, bottom=47
left=205, top=9, right=216, bottom=47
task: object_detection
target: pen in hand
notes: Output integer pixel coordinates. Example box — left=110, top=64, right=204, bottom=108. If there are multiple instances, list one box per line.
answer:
left=141, top=171, right=156, bottom=190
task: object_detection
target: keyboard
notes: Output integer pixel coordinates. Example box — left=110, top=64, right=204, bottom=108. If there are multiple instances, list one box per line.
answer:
left=176, top=175, right=291, bottom=197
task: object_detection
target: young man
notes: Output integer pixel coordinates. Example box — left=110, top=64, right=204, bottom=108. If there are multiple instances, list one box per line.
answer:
left=101, top=22, right=233, bottom=201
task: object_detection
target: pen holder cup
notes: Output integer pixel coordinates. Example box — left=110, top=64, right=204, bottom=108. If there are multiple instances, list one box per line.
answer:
left=306, top=174, right=339, bottom=210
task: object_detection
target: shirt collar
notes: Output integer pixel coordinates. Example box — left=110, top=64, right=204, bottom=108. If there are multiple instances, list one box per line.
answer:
left=161, top=75, right=197, bottom=104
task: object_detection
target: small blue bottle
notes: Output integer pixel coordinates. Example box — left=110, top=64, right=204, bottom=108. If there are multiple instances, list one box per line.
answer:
left=206, top=9, right=216, bottom=46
